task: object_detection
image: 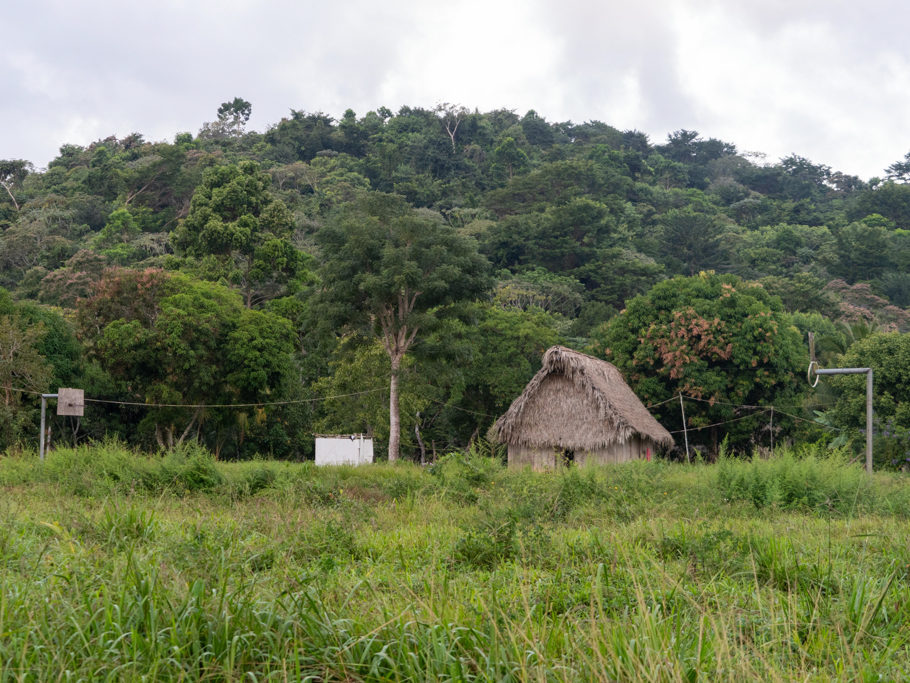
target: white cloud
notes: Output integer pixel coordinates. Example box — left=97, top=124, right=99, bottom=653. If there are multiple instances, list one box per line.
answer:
left=2, top=0, right=910, bottom=177
left=667, top=3, right=910, bottom=176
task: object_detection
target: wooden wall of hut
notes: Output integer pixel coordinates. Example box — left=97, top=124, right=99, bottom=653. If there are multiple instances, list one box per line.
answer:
left=508, top=436, right=658, bottom=470
left=507, top=444, right=558, bottom=471
left=575, top=435, right=653, bottom=465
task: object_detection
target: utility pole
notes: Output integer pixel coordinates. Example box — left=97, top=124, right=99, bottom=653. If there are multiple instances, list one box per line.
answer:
left=679, top=393, right=690, bottom=463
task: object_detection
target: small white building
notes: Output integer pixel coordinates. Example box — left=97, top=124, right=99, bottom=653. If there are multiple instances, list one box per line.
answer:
left=314, top=434, right=374, bottom=466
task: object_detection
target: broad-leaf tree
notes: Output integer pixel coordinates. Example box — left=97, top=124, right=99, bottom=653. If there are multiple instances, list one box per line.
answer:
left=592, top=272, right=804, bottom=454
left=0, top=288, right=82, bottom=450
left=217, top=97, right=252, bottom=135
left=78, top=269, right=296, bottom=452
left=172, top=161, right=299, bottom=307
left=315, top=193, right=490, bottom=461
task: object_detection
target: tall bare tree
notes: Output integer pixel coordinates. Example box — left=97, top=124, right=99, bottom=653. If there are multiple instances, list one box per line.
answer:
left=315, top=193, right=490, bottom=461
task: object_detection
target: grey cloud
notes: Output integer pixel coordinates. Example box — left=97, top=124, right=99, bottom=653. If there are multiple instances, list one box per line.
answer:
left=2, top=0, right=417, bottom=165
left=534, top=1, right=699, bottom=137
left=3, top=0, right=910, bottom=178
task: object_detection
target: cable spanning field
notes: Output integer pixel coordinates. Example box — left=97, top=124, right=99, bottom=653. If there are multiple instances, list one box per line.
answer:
left=1, top=443, right=910, bottom=680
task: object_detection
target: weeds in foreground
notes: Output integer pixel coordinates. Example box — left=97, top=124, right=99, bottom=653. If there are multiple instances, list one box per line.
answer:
left=0, top=443, right=907, bottom=679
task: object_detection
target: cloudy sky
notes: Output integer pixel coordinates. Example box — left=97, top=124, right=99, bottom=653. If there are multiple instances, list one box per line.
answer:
left=4, top=0, right=909, bottom=179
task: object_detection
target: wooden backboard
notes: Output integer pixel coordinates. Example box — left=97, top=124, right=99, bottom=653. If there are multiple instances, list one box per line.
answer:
left=57, top=388, right=85, bottom=416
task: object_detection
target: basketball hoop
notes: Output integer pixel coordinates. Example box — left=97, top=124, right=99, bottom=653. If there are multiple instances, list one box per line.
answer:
left=807, top=361, right=819, bottom=388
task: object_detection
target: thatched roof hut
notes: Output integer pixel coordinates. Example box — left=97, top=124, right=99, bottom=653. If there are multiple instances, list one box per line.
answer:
left=492, top=346, right=673, bottom=469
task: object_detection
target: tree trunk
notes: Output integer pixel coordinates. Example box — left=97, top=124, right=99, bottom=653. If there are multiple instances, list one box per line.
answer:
left=1, top=183, right=19, bottom=212
left=388, top=355, right=401, bottom=462
left=175, top=409, right=201, bottom=447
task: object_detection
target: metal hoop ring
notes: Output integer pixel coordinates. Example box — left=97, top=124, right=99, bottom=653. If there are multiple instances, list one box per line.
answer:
left=807, top=360, right=819, bottom=388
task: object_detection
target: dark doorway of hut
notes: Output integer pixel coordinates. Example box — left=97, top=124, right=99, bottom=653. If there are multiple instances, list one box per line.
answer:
left=561, top=448, right=575, bottom=467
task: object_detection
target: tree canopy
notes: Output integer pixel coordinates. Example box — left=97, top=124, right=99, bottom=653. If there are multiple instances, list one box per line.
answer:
left=3, top=100, right=910, bottom=462
left=592, top=273, right=804, bottom=452
left=315, top=193, right=490, bottom=460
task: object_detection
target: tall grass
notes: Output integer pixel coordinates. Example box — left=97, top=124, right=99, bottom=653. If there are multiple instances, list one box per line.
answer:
left=714, top=445, right=910, bottom=516
left=0, top=443, right=909, bottom=679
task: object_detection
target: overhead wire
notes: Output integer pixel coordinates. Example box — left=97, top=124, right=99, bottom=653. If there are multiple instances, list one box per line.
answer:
left=7, top=386, right=388, bottom=410
left=648, top=393, right=844, bottom=433
left=668, top=407, right=770, bottom=434
left=7, top=383, right=851, bottom=433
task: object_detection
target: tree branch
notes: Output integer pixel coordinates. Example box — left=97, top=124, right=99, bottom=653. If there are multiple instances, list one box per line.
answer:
left=0, top=182, right=19, bottom=211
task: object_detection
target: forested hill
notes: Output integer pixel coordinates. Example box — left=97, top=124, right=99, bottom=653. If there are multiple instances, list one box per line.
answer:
left=3, top=100, right=910, bottom=461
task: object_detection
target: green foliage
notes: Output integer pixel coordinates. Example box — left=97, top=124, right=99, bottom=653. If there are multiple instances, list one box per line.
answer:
left=217, top=97, right=252, bottom=133
left=311, top=298, right=560, bottom=459
left=0, top=289, right=83, bottom=449
left=492, top=268, right=585, bottom=318
left=715, top=446, right=870, bottom=512
left=490, top=136, right=530, bottom=181
left=0, top=440, right=224, bottom=495
left=832, top=219, right=893, bottom=282
left=316, top=193, right=491, bottom=337
left=311, top=339, right=426, bottom=457
left=659, top=207, right=726, bottom=274
left=92, top=207, right=141, bottom=263
left=416, top=302, right=561, bottom=448
left=0, top=315, right=51, bottom=448
left=315, top=192, right=491, bottom=460
left=6, top=101, right=910, bottom=462
left=593, top=272, right=805, bottom=453
left=760, top=272, right=839, bottom=316
left=77, top=269, right=297, bottom=455
left=429, top=447, right=503, bottom=502
left=826, top=332, right=910, bottom=466
left=483, top=194, right=661, bottom=309
left=453, top=518, right=517, bottom=568
left=854, top=181, right=910, bottom=229
left=1, top=447, right=910, bottom=678
left=734, top=223, right=835, bottom=279
left=172, top=160, right=300, bottom=307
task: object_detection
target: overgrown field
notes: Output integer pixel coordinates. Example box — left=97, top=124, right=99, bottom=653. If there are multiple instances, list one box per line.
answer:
left=1, top=444, right=910, bottom=681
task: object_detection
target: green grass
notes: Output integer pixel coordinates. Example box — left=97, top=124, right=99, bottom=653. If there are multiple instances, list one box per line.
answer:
left=0, top=443, right=909, bottom=680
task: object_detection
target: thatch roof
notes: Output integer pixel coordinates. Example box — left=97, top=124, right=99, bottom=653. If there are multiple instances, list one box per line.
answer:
left=492, top=346, right=673, bottom=450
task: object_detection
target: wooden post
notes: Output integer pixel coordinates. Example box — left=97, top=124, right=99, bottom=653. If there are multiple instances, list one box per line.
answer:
left=679, top=393, right=690, bottom=463
left=770, top=407, right=774, bottom=456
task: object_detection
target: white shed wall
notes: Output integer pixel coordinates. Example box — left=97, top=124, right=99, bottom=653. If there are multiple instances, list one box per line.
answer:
left=315, top=436, right=374, bottom=466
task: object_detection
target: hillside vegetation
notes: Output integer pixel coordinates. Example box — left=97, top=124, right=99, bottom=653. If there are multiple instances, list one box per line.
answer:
left=4, top=101, right=910, bottom=460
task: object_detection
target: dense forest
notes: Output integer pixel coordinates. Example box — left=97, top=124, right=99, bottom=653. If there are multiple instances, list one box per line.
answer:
left=4, top=99, right=910, bottom=464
